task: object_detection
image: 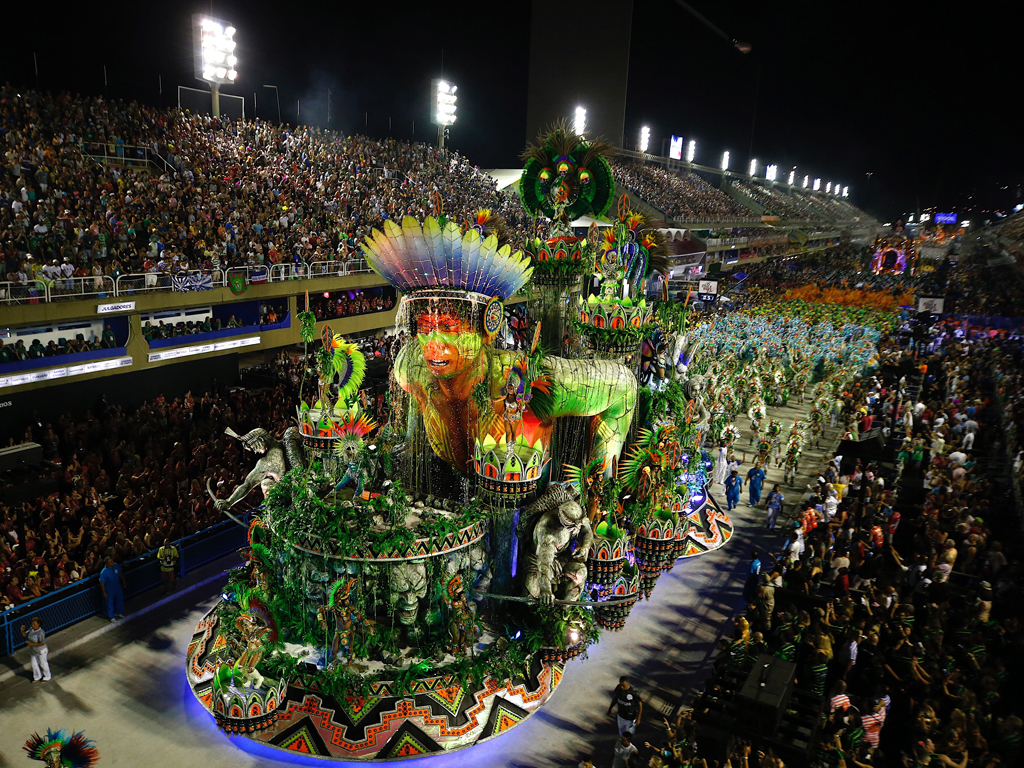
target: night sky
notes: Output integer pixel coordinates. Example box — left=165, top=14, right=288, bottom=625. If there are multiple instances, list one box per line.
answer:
left=2, top=1, right=1019, bottom=223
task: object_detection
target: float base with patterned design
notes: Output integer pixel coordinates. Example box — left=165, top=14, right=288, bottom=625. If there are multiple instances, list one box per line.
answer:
left=186, top=607, right=564, bottom=760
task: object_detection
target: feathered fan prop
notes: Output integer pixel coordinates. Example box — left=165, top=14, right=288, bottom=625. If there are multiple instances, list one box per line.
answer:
left=24, top=730, right=99, bottom=768
left=361, top=215, right=533, bottom=298
left=562, top=456, right=607, bottom=500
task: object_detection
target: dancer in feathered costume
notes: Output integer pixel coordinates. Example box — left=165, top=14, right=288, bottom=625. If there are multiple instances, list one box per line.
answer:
left=748, top=400, right=766, bottom=446
left=783, top=434, right=803, bottom=485
left=24, top=730, right=99, bottom=768
left=809, top=403, right=825, bottom=448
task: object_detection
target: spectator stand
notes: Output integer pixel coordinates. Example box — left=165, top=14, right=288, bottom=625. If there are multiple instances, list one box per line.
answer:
left=0, top=513, right=249, bottom=657
left=142, top=302, right=264, bottom=348
left=0, top=316, right=129, bottom=375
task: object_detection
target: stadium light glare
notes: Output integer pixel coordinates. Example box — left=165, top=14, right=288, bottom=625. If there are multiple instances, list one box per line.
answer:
left=721, top=150, right=730, bottom=171
left=842, top=186, right=849, bottom=197
left=686, top=139, right=696, bottom=163
left=749, top=158, right=757, bottom=176
left=826, top=182, right=832, bottom=194
left=919, top=213, right=931, bottom=223
left=434, top=80, right=458, bottom=126
left=787, top=169, right=795, bottom=185
left=766, top=164, right=778, bottom=181
left=803, top=175, right=809, bottom=188
left=640, top=125, right=651, bottom=153
left=833, top=182, right=840, bottom=195
left=574, top=106, right=586, bottom=136
left=194, top=16, right=238, bottom=86
left=813, top=178, right=821, bottom=191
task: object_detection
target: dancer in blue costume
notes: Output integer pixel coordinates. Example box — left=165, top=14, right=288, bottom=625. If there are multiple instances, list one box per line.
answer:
left=746, top=463, right=766, bottom=507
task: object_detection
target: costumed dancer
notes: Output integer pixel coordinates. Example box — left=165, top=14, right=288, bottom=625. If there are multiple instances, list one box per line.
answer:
left=783, top=441, right=801, bottom=486
left=444, top=575, right=476, bottom=653
left=318, top=578, right=374, bottom=670
left=713, top=442, right=729, bottom=488
left=24, top=730, right=98, bottom=768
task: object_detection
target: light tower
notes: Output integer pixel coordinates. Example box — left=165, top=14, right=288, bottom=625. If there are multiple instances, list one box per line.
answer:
left=193, top=16, right=238, bottom=117
left=574, top=106, right=587, bottom=136
left=433, top=80, right=458, bottom=149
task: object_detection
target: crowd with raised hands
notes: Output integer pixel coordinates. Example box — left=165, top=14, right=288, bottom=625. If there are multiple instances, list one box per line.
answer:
left=690, top=326, right=1022, bottom=768
left=0, top=382, right=301, bottom=611
left=609, top=159, right=753, bottom=221
left=0, top=86, right=540, bottom=292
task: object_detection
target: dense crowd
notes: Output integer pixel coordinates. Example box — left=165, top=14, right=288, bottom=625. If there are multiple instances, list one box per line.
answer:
left=609, top=159, right=755, bottom=221
left=141, top=315, right=254, bottom=341
left=308, top=288, right=395, bottom=320
left=0, top=383, right=299, bottom=610
left=0, top=87, right=538, bottom=292
left=744, top=247, right=944, bottom=295
left=731, top=180, right=819, bottom=220
left=684, top=325, right=1023, bottom=768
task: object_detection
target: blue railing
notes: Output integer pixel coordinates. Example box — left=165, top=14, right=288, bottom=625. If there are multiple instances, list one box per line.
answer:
left=0, top=515, right=249, bottom=657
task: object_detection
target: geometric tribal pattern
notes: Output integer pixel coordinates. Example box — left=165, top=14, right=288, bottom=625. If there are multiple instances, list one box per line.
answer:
left=288, top=518, right=488, bottom=562
left=481, top=696, right=530, bottom=739
left=374, top=720, right=443, bottom=759
left=187, top=659, right=563, bottom=759
left=679, top=487, right=734, bottom=558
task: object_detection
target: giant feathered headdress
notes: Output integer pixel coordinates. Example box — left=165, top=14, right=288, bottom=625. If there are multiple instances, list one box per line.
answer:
left=24, top=730, right=99, bottom=768
left=361, top=215, right=532, bottom=299
left=519, top=119, right=616, bottom=222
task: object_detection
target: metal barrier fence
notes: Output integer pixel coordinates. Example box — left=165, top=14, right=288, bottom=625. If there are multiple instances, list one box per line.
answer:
left=6, top=258, right=376, bottom=306
left=79, top=142, right=174, bottom=175
left=0, top=516, right=248, bottom=658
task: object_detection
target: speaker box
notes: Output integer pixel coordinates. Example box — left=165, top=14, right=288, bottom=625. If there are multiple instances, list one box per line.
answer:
left=737, top=653, right=797, bottom=735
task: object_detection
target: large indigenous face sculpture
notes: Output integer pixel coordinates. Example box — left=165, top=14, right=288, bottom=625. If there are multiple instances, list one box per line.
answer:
left=362, top=215, right=638, bottom=483
left=416, top=304, right=482, bottom=380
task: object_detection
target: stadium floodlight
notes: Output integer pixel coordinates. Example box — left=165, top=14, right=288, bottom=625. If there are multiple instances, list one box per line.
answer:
left=842, top=186, right=849, bottom=197
left=686, top=139, right=696, bottom=163
left=766, top=164, right=778, bottom=181
left=960, top=220, right=970, bottom=227
left=803, top=175, right=809, bottom=188
left=433, top=80, right=457, bottom=148
left=749, top=158, right=757, bottom=176
left=813, top=178, right=821, bottom=191
left=193, top=15, right=238, bottom=117
left=721, top=150, right=730, bottom=171
left=833, top=183, right=840, bottom=195
left=574, top=106, right=587, bottom=136
left=919, top=213, right=931, bottom=223
left=788, top=169, right=795, bottom=185
left=640, top=125, right=651, bottom=153
left=826, top=182, right=832, bottom=194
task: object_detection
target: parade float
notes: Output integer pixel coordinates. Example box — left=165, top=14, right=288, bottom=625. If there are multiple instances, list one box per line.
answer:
left=185, top=124, right=734, bottom=760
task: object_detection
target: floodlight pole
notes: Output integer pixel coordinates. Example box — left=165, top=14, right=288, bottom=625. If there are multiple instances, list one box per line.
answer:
left=438, top=124, right=445, bottom=150
left=211, top=82, right=221, bottom=117
left=263, top=85, right=281, bottom=125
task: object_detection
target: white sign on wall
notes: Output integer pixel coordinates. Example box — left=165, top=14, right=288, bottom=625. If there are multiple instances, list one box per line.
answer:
left=698, top=279, right=719, bottom=296
left=97, top=301, right=136, bottom=314
left=917, top=297, right=945, bottom=314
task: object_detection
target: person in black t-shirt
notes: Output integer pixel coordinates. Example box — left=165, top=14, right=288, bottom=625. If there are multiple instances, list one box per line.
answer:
left=607, top=676, right=643, bottom=736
